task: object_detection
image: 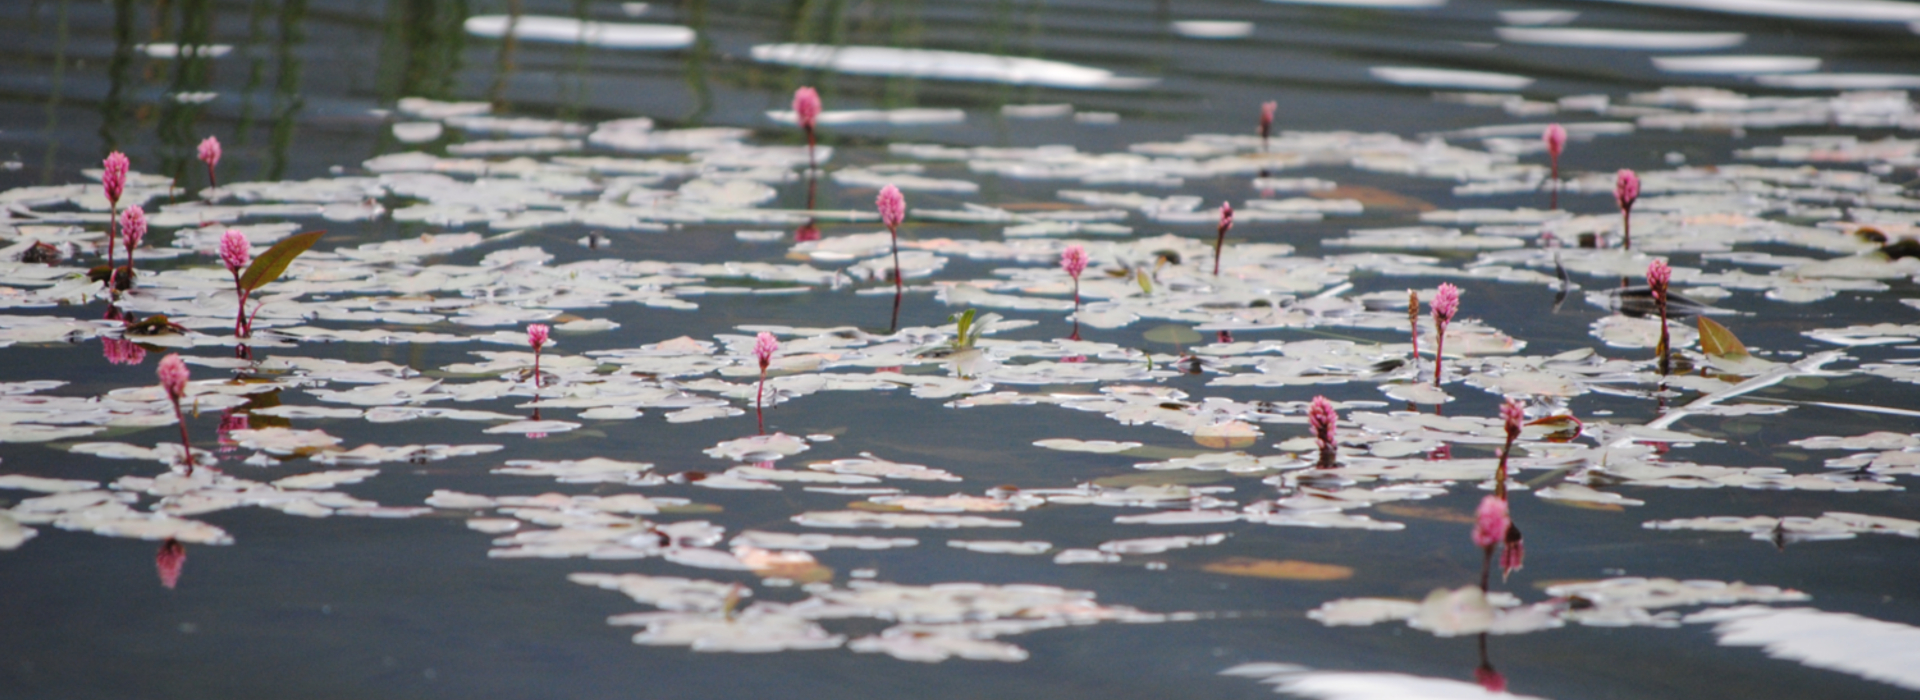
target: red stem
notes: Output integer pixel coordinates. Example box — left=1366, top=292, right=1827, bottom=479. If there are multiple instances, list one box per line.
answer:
left=1409, top=315, right=1420, bottom=376
left=169, top=396, right=195, bottom=475
left=756, top=369, right=767, bottom=434
left=1657, top=302, right=1670, bottom=376
left=107, top=205, right=118, bottom=277
left=231, top=270, right=249, bottom=337
left=1212, top=229, right=1225, bottom=276
left=1549, top=158, right=1559, bottom=210
left=533, top=347, right=542, bottom=388
left=1433, top=322, right=1448, bottom=385
left=1496, top=437, right=1513, bottom=499
left=889, top=226, right=902, bottom=293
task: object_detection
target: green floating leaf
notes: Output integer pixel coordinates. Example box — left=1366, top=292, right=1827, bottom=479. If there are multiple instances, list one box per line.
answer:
left=949, top=308, right=977, bottom=349
left=239, top=230, right=325, bottom=293
left=1697, top=316, right=1749, bottom=359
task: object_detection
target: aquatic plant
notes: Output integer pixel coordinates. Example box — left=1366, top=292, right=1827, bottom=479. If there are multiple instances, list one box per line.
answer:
left=1472, top=496, right=1509, bottom=591
left=1259, top=101, right=1276, bottom=152
left=1615, top=169, right=1640, bottom=249
left=1406, top=289, right=1420, bottom=376
left=220, top=230, right=252, bottom=336
left=1495, top=400, right=1523, bottom=499
left=198, top=136, right=222, bottom=190
left=755, top=331, right=778, bottom=433
left=877, top=185, right=906, bottom=292
left=1430, top=283, right=1460, bottom=385
left=1212, top=201, right=1233, bottom=276
left=101, top=151, right=129, bottom=279
left=528, top=324, right=550, bottom=388
left=794, top=87, right=821, bottom=169
left=218, top=229, right=324, bottom=338
left=1647, top=258, right=1672, bottom=376
left=155, top=538, right=185, bottom=589
left=119, top=206, right=146, bottom=282
left=1061, top=245, right=1088, bottom=308
left=157, top=353, right=194, bottom=473
left=1308, top=395, right=1338, bottom=468
left=1542, top=123, right=1565, bottom=209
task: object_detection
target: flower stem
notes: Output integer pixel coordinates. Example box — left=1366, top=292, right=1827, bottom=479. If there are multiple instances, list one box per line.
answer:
left=168, top=397, right=195, bottom=475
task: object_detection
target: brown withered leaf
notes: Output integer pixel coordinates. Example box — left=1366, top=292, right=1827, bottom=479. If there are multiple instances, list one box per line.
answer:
left=1312, top=186, right=1433, bottom=212
left=1202, top=557, right=1353, bottom=581
left=1193, top=420, right=1259, bottom=450
left=1376, top=503, right=1474, bottom=524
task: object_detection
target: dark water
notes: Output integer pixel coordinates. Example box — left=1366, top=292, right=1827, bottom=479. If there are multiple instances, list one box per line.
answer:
left=3, top=0, right=1920, bottom=698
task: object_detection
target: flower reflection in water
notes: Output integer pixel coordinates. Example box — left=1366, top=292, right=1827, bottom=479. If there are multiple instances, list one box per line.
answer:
left=155, top=538, right=185, bottom=590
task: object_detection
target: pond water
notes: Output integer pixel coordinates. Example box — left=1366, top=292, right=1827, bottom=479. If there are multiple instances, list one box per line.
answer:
left=3, top=0, right=1920, bottom=698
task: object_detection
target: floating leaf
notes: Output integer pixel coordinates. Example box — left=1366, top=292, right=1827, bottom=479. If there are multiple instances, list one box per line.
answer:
left=1374, top=504, right=1473, bottom=524
left=1193, top=420, right=1259, bottom=449
left=1202, top=557, right=1353, bottom=581
left=1143, top=325, right=1201, bottom=346
left=1697, top=316, right=1750, bottom=359
left=239, top=230, right=325, bottom=293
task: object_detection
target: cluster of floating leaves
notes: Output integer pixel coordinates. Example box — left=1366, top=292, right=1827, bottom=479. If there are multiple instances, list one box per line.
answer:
left=3, top=84, right=1920, bottom=694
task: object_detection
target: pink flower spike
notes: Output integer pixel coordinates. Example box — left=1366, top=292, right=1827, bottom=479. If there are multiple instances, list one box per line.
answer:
left=527, top=324, right=550, bottom=351
left=1647, top=258, right=1671, bottom=295
left=1431, top=283, right=1460, bottom=324
left=102, top=151, right=129, bottom=206
left=1500, top=400, right=1525, bottom=442
left=1542, top=123, right=1566, bottom=159
left=876, top=185, right=906, bottom=230
left=793, top=87, right=821, bottom=131
left=219, top=229, right=251, bottom=273
left=1060, top=245, right=1088, bottom=280
left=157, top=353, right=195, bottom=470
left=198, top=136, right=222, bottom=167
left=121, top=206, right=148, bottom=252
left=1615, top=168, right=1640, bottom=211
left=1259, top=101, right=1276, bottom=137
left=1472, top=495, right=1510, bottom=549
left=754, top=331, right=779, bottom=371
left=1308, top=395, right=1338, bottom=467
left=157, top=353, right=189, bottom=399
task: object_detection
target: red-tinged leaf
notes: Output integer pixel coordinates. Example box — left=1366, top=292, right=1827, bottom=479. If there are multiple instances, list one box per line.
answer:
left=238, top=230, right=324, bottom=293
